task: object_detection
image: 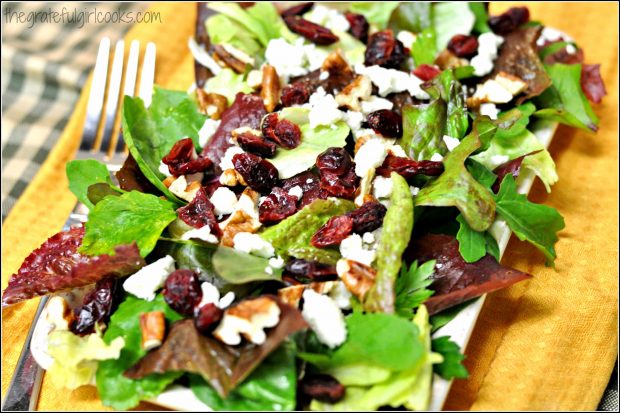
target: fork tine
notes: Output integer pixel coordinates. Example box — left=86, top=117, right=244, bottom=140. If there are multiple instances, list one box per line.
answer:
left=99, top=40, right=125, bottom=156
left=114, top=40, right=140, bottom=154
left=80, top=37, right=110, bottom=151
left=138, top=42, right=157, bottom=108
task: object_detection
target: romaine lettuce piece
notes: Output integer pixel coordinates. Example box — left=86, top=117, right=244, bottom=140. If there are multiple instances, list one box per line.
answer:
left=432, top=2, right=475, bottom=51
left=204, top=68, right=253, bottom=105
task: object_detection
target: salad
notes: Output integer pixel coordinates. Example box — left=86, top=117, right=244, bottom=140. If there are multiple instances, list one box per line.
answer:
left=2, top=2, right=607, bottom=411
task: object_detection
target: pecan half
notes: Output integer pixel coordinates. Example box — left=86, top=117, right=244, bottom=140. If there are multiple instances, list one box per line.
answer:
left=335, top=75, right=372, bottom=111
left=140, top=311, right=165, bottom=351
left=321, top=50, right=353, bottom=78
left=260, top=64, right=281, bottom=112
left=196, top=89, right=228, bottom=120
left=336, top=259, right=376, bottom=300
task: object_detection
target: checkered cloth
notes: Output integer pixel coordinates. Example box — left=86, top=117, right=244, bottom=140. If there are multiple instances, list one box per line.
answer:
left=1, top=1, right=617, bottom=410
left=1, top=2, right=146, bottom=219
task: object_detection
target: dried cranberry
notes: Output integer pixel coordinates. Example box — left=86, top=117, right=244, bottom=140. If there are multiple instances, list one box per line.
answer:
left=447, top=34, right=479, bottom=58
left=488, top=7, right=530, bottom=35
left=273, top=119, right=302, bottom=149
left=581, top=64, right=607, bottom=104
left=376, top=154, right=444, bottom=181
left=413, top=64, right=441, bottom=82
left=70, top=278, right=119, bottom=335
left=366, top=109, right=403, bottom=138
left=347, top=201, right=387, bottom=234
left=345, top=12, right=369, bottom=43
left=232, top=153, right=279, bottom=193
left=281, top=82, right=311, bottom=107
left=163, top=269, right=202, bottom=317
left=320, top=170, right=358, bottom=199
left=284, top=259, right=338, bottom=282
left=316, top=148, right=353, bottom=175
left=177, top=187, right=222, bottom=236
left=281, top=171, right=325, bottom=207
left=261, top=113, right=279, bottom=141
left=194, top=303, right=223, bottom=334
left=259, top=187, right=299, bottom=224
left=284, top=16, right=339, bottom=45
left=364, top=30, right=406, bottom=68
left=236, top=132, right=277, bottom=158
left=281, top=2, right=314, bottom=18
left=162, top=138, right=213, bottom=176
left=300, top=374, right=346, bottom=403
left=311, top=215, right=354, bottom=248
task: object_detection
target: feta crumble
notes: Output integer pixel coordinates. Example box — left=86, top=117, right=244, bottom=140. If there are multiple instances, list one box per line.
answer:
left=301, top=289, right=347, bottom=348
left=329, top=281, right=353, bottom=310
left=288, top=185, right=303, bottom=199
left=198, top=118, right=221, bottom=148
left=181, top=225, right=219, bottom=244
left=480, top=102, right=500, bottom=119
left=158, top=161, right=172, bottom=177
left=362, top=232, right=375, bottom=244
left=268, top=256, right=285, bottom=269
left=219, top=146, right=245, bottom=171
left=233, top=232, right=275, bottom=258
left=360, top=96, right=394, bottom=115
left=340, top=234, right=376, bottom=266
left=307, top=87, right=345, bottom=128
left=304, top=4, right=350, bottom=32
left=355, top=64, right=429, bottom=99
left=354, top=139, right=389, bottom=177
left=210, top=187, right=238, bottom=216
left=430, top=153, right=444, bottom=162
left=265, top=38, right=308, bottom=81
left=396, top=30, right=417, bottom=48
left=470, top=32, right=504, bottom=77
left=123, top=256, right=176, bottom=301
left=442, top=135, right=460, bottom=152
left=373, top=175, right=393, bottom=199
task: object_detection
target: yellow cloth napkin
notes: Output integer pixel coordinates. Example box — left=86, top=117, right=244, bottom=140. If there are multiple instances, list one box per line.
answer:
left=1, top=2, right=617, bottom=411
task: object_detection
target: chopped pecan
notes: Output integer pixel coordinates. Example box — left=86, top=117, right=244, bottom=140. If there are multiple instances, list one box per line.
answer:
left=213, top=44, right=248, bottom=74
left=140, top=311, right=166, bottom=351
left=336, top=259, right=376, bottom=300
left=277, top=281, right=336, bottom=308
left=219, top=168, right=247, bottom=187
left=196, top=89, right=228, bottom=120
left=260, top=64, right=281, bottom=112
left=219, top=188, right=261, bottom=246
left=213, top=296, right=281, bottom=345
left=321, top=50, right=353, bottom=78
left=434, top=49, right=469, bottom=71
left=335, top=75, right=372, bottom=111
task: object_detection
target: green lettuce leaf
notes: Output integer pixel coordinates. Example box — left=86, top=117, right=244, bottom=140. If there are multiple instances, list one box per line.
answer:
left=260, top=198, right=355, bottom=265
left=416, top=119, right=497, bottom=232
left=269, top=108, right=349, bottom=179
left=432, top=2, right=475, bottom=51
left=456, top=214, right=486, bottom=263
left=47, top=329, right=124, bottom=390
left=411, top=28, right=437, bottom=66
left=80, top=191, right=177, bottom=257
left=469, top=2, right=491, bottom=33
left=534, top=63, right=599, bottom=132
left=66, top=160, right=117, bottom=210
left=365, top=173, right=414, bottom=313
left=389, top=2, right=432, bottom=33
left=493, top=174, right=565, bottom=265
left=96, top=295, right=183, bottom=410
left=429, top=300, right=475, bottom=332
left=494, top=102, right=537, bottom=140
left=466, top=159, right=497, bottom=188
left=394, top=260, right=435, bottom=318
left=206, top=14, right=262, bottom=57
left=205, top=68, right=253, bottom=105
left=431, top=336, right=469, bottom=379
left=189, top=344, right=297, bottom=411
left=212, top=246, right=282, bottom=284
left=207, top=2, right=269, bottom=45
left=349, top=2, right=400, bottom=29
left=122, top=88, right=206, bottom=202
left=87, top=183, right=122, bottom=206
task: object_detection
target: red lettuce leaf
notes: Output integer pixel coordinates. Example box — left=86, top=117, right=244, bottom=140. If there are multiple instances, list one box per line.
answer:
left=406, top=234, right=532, bottom=315
left=124, top=296, right=307, bottom=397
left=581, top=64, right=607, bottom=104
left=2, top=227, right=144, bottom=306
left=201, top=93, right=266, bottom=174
left=491, top=150, right=542, bottom=193
left=115, top=153, right=159, bottom=194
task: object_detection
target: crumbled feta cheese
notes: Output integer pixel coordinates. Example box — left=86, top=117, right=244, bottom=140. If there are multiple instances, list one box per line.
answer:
left=218, top=292, right=235, bottom=309
left=287, top=185, right=303, bottom=199
left=470, top=32, right=504, bottom=77
left=304, top=4, right=350, bottom=32
left=306, top=178, right=314, bottom=184
left=480, top=103, right=500, bottom=119
left=123, top=256, right=176, bottom=301
left=360, top=96, right=394, bottom=115
left=397, top=30, right=417, bottom=47
left=307, top=87, right=345, bottom=128
left=169, top=174, right=202, bottom=202
left=268, top=256, right=285, bottom=269
left=319, top=70, right=330, bottom=81
left=430, top=153, right=444, bottom=162
left=181, top=225, right=219, bottom=244
left=410, top=186, right=420, bottom=196
left=265, top=38, right=308, bottom=81
left=388, top=143, right=408, bottom=157
left=303, top=43, right=331, bottom=71
left=219, top=146, right=245, bottom=171
left=265, top=266, right=274, bottom=275
left=566, top=44, right=577, bottom=55
left=355, top=64, right=429, bottom=99
left=233, top=232, right=275, bottom=258
left=342, top=110, right=364, bottom=133
left=473, top=79, right=514, bottom=103
left=328, top=281, right=353, bottom=310
left=362, top=232, right=375, bottom=244
left=491, top=154, right=510, bottom=165
left=158, top=161, right=171, bottom=177
left=536, top=27, right=567, bottom=47
left=354, top=139, right=389, bottom=177
left=301, top=289, right=347, bottom=348
left=188, top=37, right=221, bottom=76
left=198, top=118, right=221, bottom=148
left=373, top=175, right=393, bottom=199
left=340, top=234, right=376, bottom=266
left=210, top=187, right=238, bottom=216
left=197, top=282, right=221, bottom=308
left=443, top=135, right=460, bottom=152
left=214, top=297, right=281, bottom=345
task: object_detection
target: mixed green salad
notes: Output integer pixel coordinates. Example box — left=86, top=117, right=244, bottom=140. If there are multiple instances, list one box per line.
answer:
left=3, top=2, right=606, bottom=411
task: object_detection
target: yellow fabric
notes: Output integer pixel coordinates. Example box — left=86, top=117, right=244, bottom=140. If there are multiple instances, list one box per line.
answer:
left=1, top=2, right=617, bottom=411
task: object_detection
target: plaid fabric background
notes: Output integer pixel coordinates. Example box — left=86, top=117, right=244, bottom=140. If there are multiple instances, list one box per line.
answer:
left=0, top=1, right=617, bottom=410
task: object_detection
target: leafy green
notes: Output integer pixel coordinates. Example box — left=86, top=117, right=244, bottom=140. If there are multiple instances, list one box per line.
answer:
left=433, top=2, right=475, bottom=51
left=416, top=119, right=497, bottom=232
left=430, top=300, right=476, bottom=332
left=466, top=159, right=497, bottom=188
left=469, top=2, right=491, bottom=33
left=485, top=232, right=501, bottom=261
left=66, top=160, right=115, bottom=210
left=323, top=364, right=392, bottom=387
left=494, top=102, right=537, bottom=140
left=365, top=173, right=414, bottom=313
left=394, top=260, right=435, bottom=318
left=122, top=88, right=206, bottom=202
left=80, top=191, right=177, bottom=257
left=260, top=198, right=354, bottom=265
left=269, top=108, right=349, bottom=179
left=47, top=329, right=124, bottom=390
left=411, top=28, right=437, bottom=66
left=246, top=2, right=295, bottom=43
left=87, top=183, right=122, bottom=206
left=456, top=214, right=487, bottom=263
left=493, top=174, right=565, bottom=265
left=433, top=69, right=469, bottom=140
left=349, top=2, right=400, bottom=29
left=189, top=344, right=296, bottom=411
left=431, top=336, right=469, bottom=379
left=534, top=63, right=599, bottom=132
left=212, top=246, right=282, bottom=284
left=206, top=14, right=262, bottom=57
left=96, top=295, right=183, bottom=410
left=389, top=2, right=432, bottom=33
left=538, top=41, right=577, bottom=61
left=205, top=68, right=253, bottom=105
left=208, top=2, right=268, bottom=45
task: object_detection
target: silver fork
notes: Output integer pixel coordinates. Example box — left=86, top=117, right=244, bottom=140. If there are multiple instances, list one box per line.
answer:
left=1, top=37, right=156, bottom=411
